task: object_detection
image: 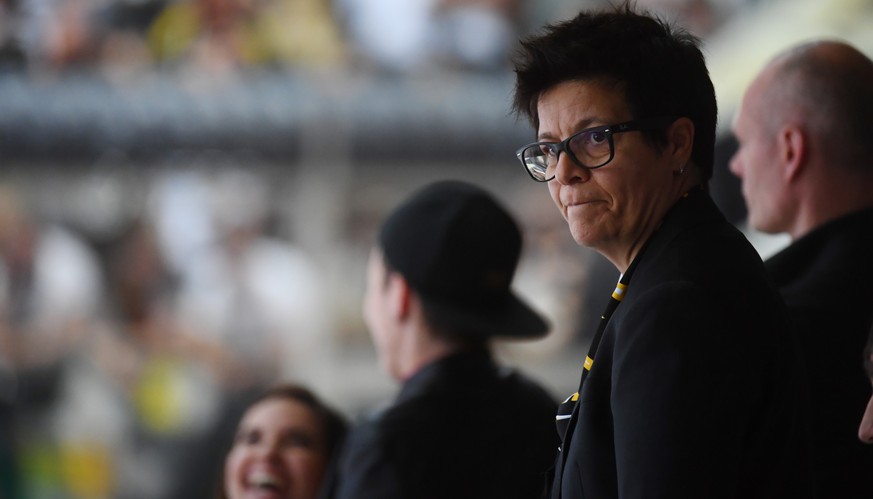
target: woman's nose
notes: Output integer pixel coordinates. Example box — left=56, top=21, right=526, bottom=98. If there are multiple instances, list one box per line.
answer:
left=253, top=439, right=283, bottom=460
left=553, top=152, right=591, bottom=184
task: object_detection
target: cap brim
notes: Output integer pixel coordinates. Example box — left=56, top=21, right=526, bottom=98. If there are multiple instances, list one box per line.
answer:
left=420, top=292, right=550, bottom=339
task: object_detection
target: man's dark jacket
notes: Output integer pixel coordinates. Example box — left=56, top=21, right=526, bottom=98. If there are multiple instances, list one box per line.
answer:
left=765, top=208, right=873, bottom=499
left=552, top=190, right=811, bottom=499
left=336, top=349, right=558, bottom=499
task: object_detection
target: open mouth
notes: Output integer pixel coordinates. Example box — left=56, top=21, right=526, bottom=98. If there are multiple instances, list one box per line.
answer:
left=246, top=471, right=286, bottom=497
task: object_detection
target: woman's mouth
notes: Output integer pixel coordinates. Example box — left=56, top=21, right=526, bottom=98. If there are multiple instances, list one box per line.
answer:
left=246, top=471, right=286, bottom=497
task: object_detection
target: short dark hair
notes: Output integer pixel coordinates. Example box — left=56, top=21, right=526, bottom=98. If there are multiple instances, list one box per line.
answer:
left=512, top=3, right=718, bottom=181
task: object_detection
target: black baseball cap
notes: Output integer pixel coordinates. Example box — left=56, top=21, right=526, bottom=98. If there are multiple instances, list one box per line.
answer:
left=378, top=180, right=549, bottom=339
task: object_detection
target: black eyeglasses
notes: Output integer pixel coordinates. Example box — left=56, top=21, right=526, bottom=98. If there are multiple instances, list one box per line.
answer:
left=515, top=116, right=678, bottom=182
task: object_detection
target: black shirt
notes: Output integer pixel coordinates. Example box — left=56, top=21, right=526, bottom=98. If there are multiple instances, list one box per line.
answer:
left=336, top=349, right=558, bottom=499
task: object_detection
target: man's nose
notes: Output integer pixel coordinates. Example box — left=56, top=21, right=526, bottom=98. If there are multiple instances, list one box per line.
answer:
left=859, top=393, right=873, bottom=444
left=728, top=152, right=743, bottom=177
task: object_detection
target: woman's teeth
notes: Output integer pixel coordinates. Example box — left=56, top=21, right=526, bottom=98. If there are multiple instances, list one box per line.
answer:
left=250, top=472, right=282, bottom=490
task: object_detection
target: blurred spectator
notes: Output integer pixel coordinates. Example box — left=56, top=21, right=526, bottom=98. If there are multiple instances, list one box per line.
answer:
left=91, top=0, right=165, bottom=85
left=105, top=218, right=177, bottom=340
left=164, top=167, right=326, bottom=389
left=636, top=0, right=721, bottom=37
left=0, top=184, right=103, bottom=393
left=0, top=0, right=27, bottom=69
left=337, top=0, right=521, bottom=73
left=146, top=0, right=345, bottom=77
left=0, top=337, right=17, bottom=499
left=0, top=184, right=108, bottom=497
left=15, top=0, right=100, bottom=73
left=92, top=213, right=222, bottom=499
left=220, top=383, right=348, bottom=499
left=2, top=0, right=347, bottom=78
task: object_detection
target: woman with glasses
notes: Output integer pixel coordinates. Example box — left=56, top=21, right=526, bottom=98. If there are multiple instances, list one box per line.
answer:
left=511, top=5, right=811, bottom=499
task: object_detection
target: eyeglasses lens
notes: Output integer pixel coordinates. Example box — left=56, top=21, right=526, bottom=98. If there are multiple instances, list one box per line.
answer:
left=522, top=146, right=552, bottom=181
left=569, top=130, right=612, bottom=167
left=521, top=129, right=614, bottom=181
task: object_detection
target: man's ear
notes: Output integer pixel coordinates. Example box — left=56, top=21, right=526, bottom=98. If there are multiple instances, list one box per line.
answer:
left=387, top=272, right=413, bottom=321
left=666, top=116, right=695, bottom=165
left=779, top=125, right=806, bottom=182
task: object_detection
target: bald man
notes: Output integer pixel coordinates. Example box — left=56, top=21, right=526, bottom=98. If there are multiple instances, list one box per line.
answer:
left=861, top=326, right=873, bottom=445
left=731, top=40, right=873, bottom=499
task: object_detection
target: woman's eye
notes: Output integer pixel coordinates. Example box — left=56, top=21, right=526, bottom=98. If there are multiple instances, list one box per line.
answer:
left=282, top=432, right=315, bottom=449
left=236, top=429, right=261, bottom=446
left=587, top=131, right=607, bottom=144
left=570, top=130, right=607, bottom=151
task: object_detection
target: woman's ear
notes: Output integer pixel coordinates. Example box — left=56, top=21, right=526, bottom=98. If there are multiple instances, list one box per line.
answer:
left=667, top=116, right=695, bottom=165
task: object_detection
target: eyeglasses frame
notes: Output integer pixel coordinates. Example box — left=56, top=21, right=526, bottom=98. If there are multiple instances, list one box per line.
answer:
left=515, top=116, right=679, bottom=182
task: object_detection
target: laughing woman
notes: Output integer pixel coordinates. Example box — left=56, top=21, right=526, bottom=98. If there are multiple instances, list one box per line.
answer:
left=221, top=384, right=348, bottom=499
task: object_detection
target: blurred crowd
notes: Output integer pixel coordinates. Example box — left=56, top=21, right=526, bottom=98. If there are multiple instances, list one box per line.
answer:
left=0, top=0, right=739, bottom=81
left=0, top=165, right=333, bottom=498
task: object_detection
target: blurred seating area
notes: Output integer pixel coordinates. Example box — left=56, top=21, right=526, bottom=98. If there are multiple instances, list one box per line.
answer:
left=0, top=0, right=747, bottom=78
left=0, top=0, right=544, bottom=79
left=0, top=0, right=760, bottom=165
left=4, top=0, right=870, bottom=165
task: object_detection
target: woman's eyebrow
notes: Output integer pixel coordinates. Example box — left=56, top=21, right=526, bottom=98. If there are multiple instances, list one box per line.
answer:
left=537, top=117, right=602, bottom=141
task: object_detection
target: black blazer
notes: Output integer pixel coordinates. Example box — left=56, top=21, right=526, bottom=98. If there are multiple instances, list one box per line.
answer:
left=552, top=190, right=811, bottom=499
left=337, top=349, right=559, bottom=499
left=765, top=208, right=873, bottom=499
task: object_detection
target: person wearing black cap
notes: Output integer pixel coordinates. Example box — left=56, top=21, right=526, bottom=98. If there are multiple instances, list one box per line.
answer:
left=334, top=180, right=559, bottom=499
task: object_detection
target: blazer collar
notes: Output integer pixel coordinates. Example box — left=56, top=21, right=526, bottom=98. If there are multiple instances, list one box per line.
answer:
left=397, top=348, right=495, bottom=403
left=630, top=188, right=725, bottom=275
